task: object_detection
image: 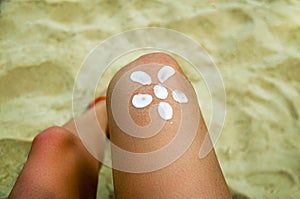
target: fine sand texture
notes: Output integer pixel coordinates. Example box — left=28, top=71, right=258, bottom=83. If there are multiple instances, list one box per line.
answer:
left=1, top=0, right=300, bottom=198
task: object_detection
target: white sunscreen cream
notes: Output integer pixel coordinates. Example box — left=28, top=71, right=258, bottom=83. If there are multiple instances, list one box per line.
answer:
left=172, top=90, right=188, bottom=103
left=153, top=84, right=168, bottom=99
left=132, top=94, right=153, bottom=108
left=158, top=102, right=173, bottom=120
left=157, top=66, right=175, bottom=83
left=130, top=71, right=152, bottom=85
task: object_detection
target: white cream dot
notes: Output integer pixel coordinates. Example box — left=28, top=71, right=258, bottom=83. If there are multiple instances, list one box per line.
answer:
left=172, top=90, right=188, bottom=103
left=157, top=66, right=175, bottom=83
left=153, top=84, right=168, bottom=99
left=130, top=71, right=152, bottom=85
left=158, top=102, right=173, bottom=120
left=132, top=94, right=152, bottom=108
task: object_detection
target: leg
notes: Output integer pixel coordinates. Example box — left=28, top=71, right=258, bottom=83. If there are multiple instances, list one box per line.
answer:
left=9, top=101, right=107, bottom=199
left=107, top=53, right=231, bottom=198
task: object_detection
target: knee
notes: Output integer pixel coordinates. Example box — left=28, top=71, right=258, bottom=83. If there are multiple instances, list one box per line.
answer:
left=130, top=52, right=183, bottom=72
left=138, top=52, right=176, bottom=63
left=30, top=126, right=100, bottom=173
left=106, top=53, right=191, bottom=151
left=31, top=126, right=78, bottom=153
left=107, top=52, right=184, bottom=99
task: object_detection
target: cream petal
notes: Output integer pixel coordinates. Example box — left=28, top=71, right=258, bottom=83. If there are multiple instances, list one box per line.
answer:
left=130, top=71, right=152, bottom=85
left=158, top=102, right=173, bottom=120
left=172, top=90, right=188, bottom=103
left=157, top=66, right=175, bottom=83
left=132, top=94, right=153, bottom=108
left=153, top=84, right=168, bottom=99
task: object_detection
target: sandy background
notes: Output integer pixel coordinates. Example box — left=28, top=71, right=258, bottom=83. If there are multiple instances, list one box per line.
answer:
left=0, top=0, right=300, bottom=198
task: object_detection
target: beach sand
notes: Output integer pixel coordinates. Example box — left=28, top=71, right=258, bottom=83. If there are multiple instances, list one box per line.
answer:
left=0, top=0, right=300, bottom=198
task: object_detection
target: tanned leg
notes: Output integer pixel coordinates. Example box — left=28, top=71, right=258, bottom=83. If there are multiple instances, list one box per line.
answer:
left=107, top=53, right=231, bottom=199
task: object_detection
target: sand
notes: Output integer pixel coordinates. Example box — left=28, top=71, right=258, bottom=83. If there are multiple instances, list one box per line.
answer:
left=0, top=0, right=300, bottom=198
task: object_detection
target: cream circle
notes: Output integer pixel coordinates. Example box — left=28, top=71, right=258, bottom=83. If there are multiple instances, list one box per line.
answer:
left=172, top=90, right=188, bottom=103
left=130, top=71, right=152, bottom=85
left=158, top=101, right=173, bottom=120
left=132, top=94, right=153, bottom=108
left=73, top=28, right=226, bottom=172
left=153, top=84, right=168, bottom=99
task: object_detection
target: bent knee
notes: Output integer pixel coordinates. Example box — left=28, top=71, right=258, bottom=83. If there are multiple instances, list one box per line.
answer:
left=106, top=53, right=198, bottom=152
left=137, top=52, right=179, bottom=67
left=107, top=52, right=185, bottom=99
left=129, top=52, right=183, bottom=73
left=31, top=126, right=78, bottom=152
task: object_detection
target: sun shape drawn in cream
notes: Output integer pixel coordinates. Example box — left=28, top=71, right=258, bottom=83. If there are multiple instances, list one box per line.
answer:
left=130, top=66, right=188, bottom=121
